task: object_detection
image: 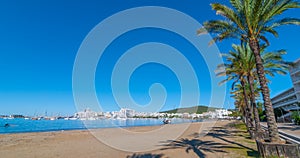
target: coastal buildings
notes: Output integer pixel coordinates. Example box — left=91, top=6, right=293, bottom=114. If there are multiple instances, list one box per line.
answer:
left=271, top=88, right=298, bottom=112
left=289, top=58, right=300, bottom=103
left=1, top=107, right=234, bottom=121
left=74, top=108, right=99, bottom=120
left=73, top=107, right=233, bottom=120
left=119, top=108, right=135, bottom=118
left=271, top=58, right=300, bottom=121
left=201, top=109, right=232, bottom=119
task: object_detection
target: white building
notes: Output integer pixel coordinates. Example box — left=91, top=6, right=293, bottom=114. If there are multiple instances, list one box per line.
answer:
left=202, top=109, right=232, bottom=119
left=215, top=109, right=232, bottom=119
left=75, top=108, right=98, bottom=119
left=271, top=88, right=298, bottom=111
left=271, top=58, right=300, bottom=120
left=289, top=58, right=300, bottom=105
left=118, top=108, right=135, bottom=118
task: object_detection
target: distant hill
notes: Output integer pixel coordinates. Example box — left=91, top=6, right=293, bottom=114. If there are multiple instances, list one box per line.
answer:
left=160, top=105, right=221, bottom=114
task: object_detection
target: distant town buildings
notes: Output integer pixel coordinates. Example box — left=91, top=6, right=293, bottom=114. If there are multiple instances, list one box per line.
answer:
left=0, top=107, right=234, bottom=120
left=200, top=109, right=232, bottom=119
left=119, top=108, right=135, bottom=118
left=74, top=108, right=99, bottom=119
left=73, top=108, right=233, bottom=120
left=271, top=58, right=300, bottom=121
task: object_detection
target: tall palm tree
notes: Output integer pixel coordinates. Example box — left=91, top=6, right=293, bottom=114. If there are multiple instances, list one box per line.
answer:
left=234, top=44, right=262, bottom=133
left=216, top=47, right=255, bottom=132
left=232, top=44, right=290, bottom=133
left=198, top=0, right=300, bottom=142
left=231, top=82, right=255, bottom=131
left=217, top=43, right=290, bottom=137
left=231, top=88, right=245, bottom=116
left=226, top=44, right=261, bottom=133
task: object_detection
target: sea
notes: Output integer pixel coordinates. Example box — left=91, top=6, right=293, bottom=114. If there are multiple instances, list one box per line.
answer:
left=0, top=118, right=201, bottom=134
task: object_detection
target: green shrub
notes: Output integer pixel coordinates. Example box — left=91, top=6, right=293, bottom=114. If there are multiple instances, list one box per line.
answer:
left=292, top=111, right=300, bottom=125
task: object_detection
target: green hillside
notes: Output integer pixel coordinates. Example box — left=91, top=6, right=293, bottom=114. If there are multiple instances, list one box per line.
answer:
left=160, top=105, right=220, bottom=114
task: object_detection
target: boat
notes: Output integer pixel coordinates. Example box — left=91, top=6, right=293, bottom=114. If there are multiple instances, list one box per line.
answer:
left=163, top=119, right=171, bottom=124
left=65, top=117, right=78, bottom=120
left=3, top=117, right=13, bottom=120
left=31, top=117, right=41, bottom=120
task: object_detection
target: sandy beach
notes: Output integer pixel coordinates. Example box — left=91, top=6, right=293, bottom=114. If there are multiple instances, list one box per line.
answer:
left=0, top=120, right=258, bottom=158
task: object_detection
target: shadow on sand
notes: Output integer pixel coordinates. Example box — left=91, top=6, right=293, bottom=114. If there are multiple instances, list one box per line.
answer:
left=158, top=125, right=258, bottom=158
left=204, top=126, right=259, bottom=157
left=126, top=153, right=164, bottom=158
left=207, top=127, right=255, bottom=150
left=127, top=122, right=259, bottom=158
left=159, top=138, right=241, bottom=158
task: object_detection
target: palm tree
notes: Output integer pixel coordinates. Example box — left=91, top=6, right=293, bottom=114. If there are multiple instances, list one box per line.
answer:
left=231, top=83, right=254, bottom=130
left=198, top=0, right=300, bottom=142
left=235, top=44, right=262, bottom=133
left=231, top=88, right=246, bottom=117
left=232, top=44, right=290, bottom=133
left=216, top=47, right=255, bottom=132
left=217, top=43, right=290, bottom=137
left=225, top=44, right=261, bottom=133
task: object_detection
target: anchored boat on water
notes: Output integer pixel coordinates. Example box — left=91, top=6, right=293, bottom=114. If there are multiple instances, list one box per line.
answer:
left=163, top=119, right=171, bottom=124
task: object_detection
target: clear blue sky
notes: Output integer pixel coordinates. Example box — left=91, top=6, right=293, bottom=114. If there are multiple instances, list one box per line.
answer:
left=0, top=0, right=299, bottom=116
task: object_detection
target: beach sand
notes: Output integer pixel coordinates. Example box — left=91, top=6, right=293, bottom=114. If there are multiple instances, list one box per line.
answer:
left=0, top=120, right=257, bottom=158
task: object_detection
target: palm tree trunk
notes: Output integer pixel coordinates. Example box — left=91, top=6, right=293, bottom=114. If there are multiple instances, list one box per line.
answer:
left=239, top=103, right=251, bottom=130
left=240, top=80, right=254, bottom=133
left=249, top=39, right=280, bottom=142
left=243, top=108, right=251, bottom=129
left=247, top=75, right=262, bottom=136
left=253, top=104, right=261, bottom=129
left=238, top=104, right=248, bottom=127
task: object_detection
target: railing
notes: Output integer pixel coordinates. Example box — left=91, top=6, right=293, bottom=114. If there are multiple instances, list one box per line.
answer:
left=295, top=85, right=300, bottom=89
left=261, top=124, right=300, bottom=145
left=273, top=98, right=298, bottom=109
left=290, top=68, right=300, bottom=75
left=272, top=92, right=296, bottom=104
left=292, top=77, right=300, bottom=83
left=283, top=105, right=300, bottom=111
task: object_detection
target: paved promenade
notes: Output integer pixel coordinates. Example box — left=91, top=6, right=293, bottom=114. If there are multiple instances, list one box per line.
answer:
left=261, top=122, right=300, bottom=140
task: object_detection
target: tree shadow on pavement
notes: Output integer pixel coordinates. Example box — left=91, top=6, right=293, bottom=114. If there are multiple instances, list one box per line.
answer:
left=126, top=153, right=164, bottom=158
left=159, top=138, right=241, bottom=158
left=206, top=131, right=253, bottom=151
left=202, top=126, right=259, bottom=157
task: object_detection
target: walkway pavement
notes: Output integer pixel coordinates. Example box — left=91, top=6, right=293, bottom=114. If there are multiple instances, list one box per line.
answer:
left=261, top=122, right=300, bottom=141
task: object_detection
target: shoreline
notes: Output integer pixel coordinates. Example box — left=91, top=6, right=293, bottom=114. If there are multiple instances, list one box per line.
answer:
left=0, top=118, right=211, bottom=135
left=0, top=120, right=207, bottom=135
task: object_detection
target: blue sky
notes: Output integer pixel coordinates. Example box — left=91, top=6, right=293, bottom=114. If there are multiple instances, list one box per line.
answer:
left=0, top=0, right=300, bottom=116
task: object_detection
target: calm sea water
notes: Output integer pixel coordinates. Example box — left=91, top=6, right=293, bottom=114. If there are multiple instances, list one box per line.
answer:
left=0, top=118, right=200, bottom=134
